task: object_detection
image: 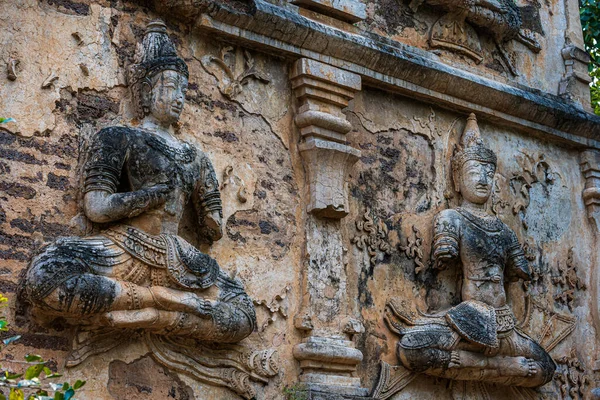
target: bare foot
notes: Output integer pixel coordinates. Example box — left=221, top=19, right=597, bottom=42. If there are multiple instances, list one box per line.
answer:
left=178, top=293, right=212, bottom=318
left=526, top=359, right=538, bottom=377
left=449, top=351, right=461, bottom=368
left=501, top=356, right=534, bottom=377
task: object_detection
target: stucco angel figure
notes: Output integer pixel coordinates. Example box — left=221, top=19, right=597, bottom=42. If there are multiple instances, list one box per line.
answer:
left=383, top=114, right=555, bottom=393
left=24, top=20, right=276, bottom=399
left=410, top=0, right=540, bottom=75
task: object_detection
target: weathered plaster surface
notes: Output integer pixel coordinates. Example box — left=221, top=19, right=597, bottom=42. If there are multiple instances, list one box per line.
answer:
left=1, top=0, right=598, bottom=399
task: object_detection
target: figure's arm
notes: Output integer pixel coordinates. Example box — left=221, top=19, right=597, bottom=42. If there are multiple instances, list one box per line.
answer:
left=84, top=187, right=170, bottom=223
left=432, top=211, right=460, bottom=270
left=193, top=153, right=223, bottom=243
left=505, top=231, right=531, bottom=282
left=82, top=128, right=169, bottom=223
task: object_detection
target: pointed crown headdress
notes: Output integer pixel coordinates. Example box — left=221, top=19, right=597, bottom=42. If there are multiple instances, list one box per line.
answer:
left=128, top=20, right=189, bottom=118
left=452, top=114, right=497, bottom=188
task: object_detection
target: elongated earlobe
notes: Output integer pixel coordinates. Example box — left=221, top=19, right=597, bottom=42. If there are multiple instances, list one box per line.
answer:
left=141, top=80, right=152, bottom=115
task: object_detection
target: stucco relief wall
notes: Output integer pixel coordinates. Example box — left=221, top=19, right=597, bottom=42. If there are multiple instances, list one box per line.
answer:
left=1, top=2, right=302, bottom=398
left=344, top=89, right=596, bottom=397
left=357, top=0, right=569, bottom=94
left=0, top=0, right=598, bottom=399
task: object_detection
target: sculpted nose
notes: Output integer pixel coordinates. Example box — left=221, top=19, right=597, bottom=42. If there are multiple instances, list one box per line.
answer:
left=478, top=172, right=488, bottom=185
left=175, top=95, right=184, bottom=106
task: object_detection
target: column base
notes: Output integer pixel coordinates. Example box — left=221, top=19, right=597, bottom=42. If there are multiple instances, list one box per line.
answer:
left=293, top=336, right=370, bottom=398
left=291, top=383, right=371, bottom=399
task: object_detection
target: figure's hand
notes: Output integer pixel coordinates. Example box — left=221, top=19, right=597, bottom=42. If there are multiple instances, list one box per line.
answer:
left=433, top=245, right=458, bottom=269
left=126, top=184, right=171, bottom=217
left=203, top=210, right=223, bottom=241
left=194, top=299, right=215, bottom=319
left=123, top=184, right=170, bottom=218
left=144, top=184, right=171, bottom=208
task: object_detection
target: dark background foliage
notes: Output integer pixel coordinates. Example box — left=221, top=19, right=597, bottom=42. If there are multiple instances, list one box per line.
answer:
left=580, top=0, right=600, bottom=114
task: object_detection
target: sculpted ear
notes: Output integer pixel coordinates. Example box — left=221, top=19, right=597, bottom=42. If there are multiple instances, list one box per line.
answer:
left=140, top=79, right=153, bottom=114
left=452, top=167, right=461, bottom=193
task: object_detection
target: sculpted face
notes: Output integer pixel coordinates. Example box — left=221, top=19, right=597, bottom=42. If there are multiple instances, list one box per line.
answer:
left=459, top=159, right=495, bottom=205
left=146, top=69, right=188, bottom=126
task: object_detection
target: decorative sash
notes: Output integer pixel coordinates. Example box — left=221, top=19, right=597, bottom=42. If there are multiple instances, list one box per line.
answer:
left=104, top=225, right=218, bottom=290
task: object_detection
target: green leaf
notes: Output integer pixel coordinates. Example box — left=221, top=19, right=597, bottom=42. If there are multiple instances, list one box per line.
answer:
left=0, top=393, right=6, bottom=400
left=61, top=383, right=69, bottom=391
left=73, top=380, right=85, bottom=390
left=25, top=364, right=44, bottom=380
left=5, top=372, right=23, bottom=380
left=8, top=388, right=23, bottom=400
left=53, top=393, right=63, bottom=400
left=24, top=354, right=43, bottom=363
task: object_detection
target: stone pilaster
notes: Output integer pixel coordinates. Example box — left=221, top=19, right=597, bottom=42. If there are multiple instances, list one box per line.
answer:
left=291, top=58, right=368, bottom=398
left=291, top=58, right=361, bottom=219
left=580, top=150, right=600, bottom=370
left=580, top=150, right=600, bottom=227
left=559, top=0, right=592, bottom=110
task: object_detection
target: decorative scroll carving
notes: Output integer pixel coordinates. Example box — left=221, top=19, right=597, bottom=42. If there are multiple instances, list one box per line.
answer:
left=148, top=334, right=279, bottom=399
left=352, top=208, right=392, bottom=267
left=41, top=70, right=58, bottom=89
left=372, top=114, right=556, bottom=399
left=6, top=58, right=18, bottom=81
left=399, top=225, right=426, bottom=275
left=371, top=361, right=416, bottom=400
left=202, top=46, right=270, bottom=100
left=253, top=284, right=291, bottom=332
left=519, top=299, right=576, bottom=354
left=412, top=0, right=542, bottom=75
left=552, top=248, right=586, bottom=311
left=221, top=165, right=249, bottom=204
left=555, top=353, right=591, bottom=400
left=23, top=20, right=276, bottom=398
left=510, top=152, right=558, bottom=229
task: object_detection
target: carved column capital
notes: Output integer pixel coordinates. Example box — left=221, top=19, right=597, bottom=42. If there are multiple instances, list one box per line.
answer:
left=560, top=0, right=592, bottom=109
left=291, top=58, right=361, bottom=219
left=580, top=149, right=600, bottom=225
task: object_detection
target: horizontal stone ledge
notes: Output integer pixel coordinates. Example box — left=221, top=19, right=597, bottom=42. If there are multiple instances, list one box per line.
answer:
left=142, top=0, right=600, bottom=149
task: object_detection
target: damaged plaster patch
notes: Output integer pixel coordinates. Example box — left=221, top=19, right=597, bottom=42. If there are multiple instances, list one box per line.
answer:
left=0, top=1, right=121, bottom=137
left=108, top=354, right=195, bottom=400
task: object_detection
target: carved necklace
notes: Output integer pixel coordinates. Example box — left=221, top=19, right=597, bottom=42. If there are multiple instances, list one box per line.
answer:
left=144, top=133, right=196, bottom=164
left=456, top=207, right=503, bottom=232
